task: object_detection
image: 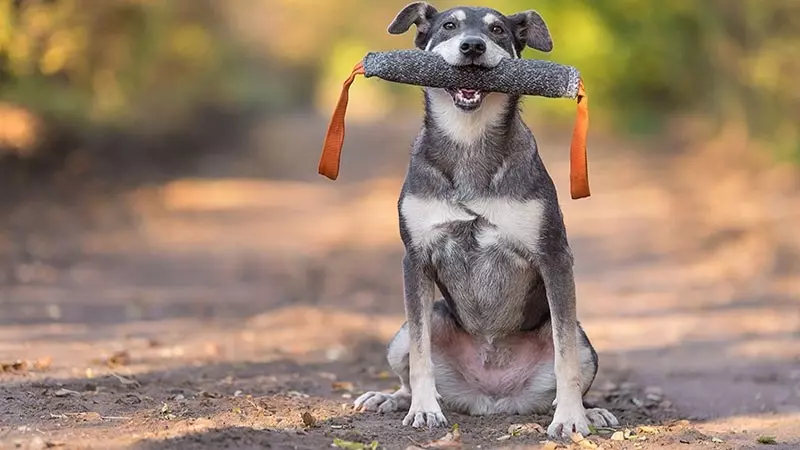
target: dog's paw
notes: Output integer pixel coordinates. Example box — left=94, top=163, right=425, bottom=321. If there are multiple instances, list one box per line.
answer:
left=353, top=390, right=410, bottom=413
left=548, top=403, right=591, bottom=439
left=402, top=400, right=447, bottom=428
left=586, top=407, right=619, bottom=427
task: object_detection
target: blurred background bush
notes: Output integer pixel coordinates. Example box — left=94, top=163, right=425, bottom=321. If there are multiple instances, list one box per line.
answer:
left=1, top=0, right=798, bottom=164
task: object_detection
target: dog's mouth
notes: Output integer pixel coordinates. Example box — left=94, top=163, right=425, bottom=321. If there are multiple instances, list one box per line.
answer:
left=446, top=88, right=484, bottom=112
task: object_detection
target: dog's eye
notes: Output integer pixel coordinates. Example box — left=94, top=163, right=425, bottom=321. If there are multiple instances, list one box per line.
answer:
left=490, top=25, right=504, bottom=35
left=443, top=21, right=456, bottom=30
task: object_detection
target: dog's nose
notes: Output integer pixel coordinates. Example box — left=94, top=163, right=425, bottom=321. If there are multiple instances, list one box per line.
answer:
left=459, top=37, right=486, bottom=58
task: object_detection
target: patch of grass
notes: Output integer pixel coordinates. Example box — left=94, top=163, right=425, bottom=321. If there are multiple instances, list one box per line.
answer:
left=757, top=435, right=777, bottom=445
left=332, top=438, right=379, bottom=450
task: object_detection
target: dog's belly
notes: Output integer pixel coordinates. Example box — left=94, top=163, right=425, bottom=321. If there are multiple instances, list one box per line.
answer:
left=432, top=325, right=556, bottom=415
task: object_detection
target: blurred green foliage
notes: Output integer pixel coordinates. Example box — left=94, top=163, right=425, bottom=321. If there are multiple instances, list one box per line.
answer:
left=273, top=0, right=800, bottom=161
left=0, top=0, right=273, bottom=132
left=1, top=0, right=798, bottom=161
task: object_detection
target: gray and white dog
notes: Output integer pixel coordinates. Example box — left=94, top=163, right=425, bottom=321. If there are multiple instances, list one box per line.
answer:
left=353, top=3, right=619, bottom=439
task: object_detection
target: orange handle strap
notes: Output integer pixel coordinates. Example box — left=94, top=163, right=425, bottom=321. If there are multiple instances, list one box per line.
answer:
left=570, top=79, right=590, bottom=199
left=318, top=61, right=365, bottom=180
left=318, top=61, right=591, bottom=200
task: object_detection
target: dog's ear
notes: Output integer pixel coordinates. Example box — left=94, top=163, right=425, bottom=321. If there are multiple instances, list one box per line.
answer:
left=388, top=2, right=438, bottom=43
left=508, top=10, right=553, bottom=53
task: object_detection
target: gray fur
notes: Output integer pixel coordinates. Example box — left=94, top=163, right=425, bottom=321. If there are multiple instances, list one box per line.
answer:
left=354, top=3, right=617, bottom=439
left=387, top=2, right=439, bottom=49
left=363, top=50, right=580, bottom=98
left=508, top=10, right=554, bottom=53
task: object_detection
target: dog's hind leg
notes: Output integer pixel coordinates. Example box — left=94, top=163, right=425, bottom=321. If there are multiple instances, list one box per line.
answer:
left=353, top=324, right=413, bottom=413
left=576, top=326, right=620, bottom=428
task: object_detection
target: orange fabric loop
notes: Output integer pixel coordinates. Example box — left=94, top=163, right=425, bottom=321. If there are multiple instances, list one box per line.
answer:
left=318, top=61, right=365, bottom=180
left=569, top=79, right=590, bottom=199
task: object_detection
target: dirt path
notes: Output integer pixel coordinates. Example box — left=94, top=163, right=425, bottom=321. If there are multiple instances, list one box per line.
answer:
left=1, top=115, right=798, bottom=449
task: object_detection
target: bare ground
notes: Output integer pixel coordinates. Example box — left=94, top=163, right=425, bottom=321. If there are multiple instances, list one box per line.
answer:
left=0, top=114, right=799, bottom=450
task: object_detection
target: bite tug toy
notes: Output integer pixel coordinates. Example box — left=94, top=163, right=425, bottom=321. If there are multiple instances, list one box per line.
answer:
left=318, top=49, right=590, bottom=199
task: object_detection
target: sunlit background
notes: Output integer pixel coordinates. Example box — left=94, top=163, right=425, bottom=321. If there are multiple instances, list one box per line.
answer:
left=0, top=1, right=798, bottom=449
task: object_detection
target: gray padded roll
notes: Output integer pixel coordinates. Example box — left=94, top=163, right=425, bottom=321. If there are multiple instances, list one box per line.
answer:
left=363, top=49, right=580, bottom=99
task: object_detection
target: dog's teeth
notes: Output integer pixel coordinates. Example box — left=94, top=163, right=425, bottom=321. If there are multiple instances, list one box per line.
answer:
left=454, top=90, right=482, bottom=107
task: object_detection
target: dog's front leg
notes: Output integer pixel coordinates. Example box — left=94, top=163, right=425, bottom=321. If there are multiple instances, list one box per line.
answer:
left=401, top=254, right=447, bottom=428
left=539, top=252, right=591, bottom=439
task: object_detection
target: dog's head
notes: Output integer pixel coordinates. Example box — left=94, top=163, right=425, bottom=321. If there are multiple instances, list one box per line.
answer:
left=389, top=2, right=553, bottom=112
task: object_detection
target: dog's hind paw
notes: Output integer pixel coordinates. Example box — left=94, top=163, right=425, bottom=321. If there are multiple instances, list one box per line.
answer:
left=586, top=407, right=619, bottom=427
left=353, top=390, right=411, bottom=413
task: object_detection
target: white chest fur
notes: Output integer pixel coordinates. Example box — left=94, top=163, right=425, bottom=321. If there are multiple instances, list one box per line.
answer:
left=400, top=195, right=545, bottom=254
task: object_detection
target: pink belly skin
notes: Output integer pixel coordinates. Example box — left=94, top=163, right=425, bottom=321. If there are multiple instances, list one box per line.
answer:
left=433, top=327, right=555, bottom=398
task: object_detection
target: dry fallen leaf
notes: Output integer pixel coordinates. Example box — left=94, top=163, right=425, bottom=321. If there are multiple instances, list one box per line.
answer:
left=637, top=426, right=658, bottom=434
left=570, top=432, right=585, bottom=444
left=332, top=381, right=355, bottom=392
left=610, top=431, right=625, bottom=441
left=1, top=360, right=28, bottom=373
left=623, top=429, right=635, bottom=440
left=34, top=356, right=52, bottom=371
left=106, top=350, right=131, bottom=367
left=301, top=411, right=317, bottom=427
left=423, top=424, right=462, bottom=448
left=508, top=423, right=545, bottom=436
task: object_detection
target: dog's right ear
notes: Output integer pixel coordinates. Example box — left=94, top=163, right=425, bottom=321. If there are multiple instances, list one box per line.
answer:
left=388, top=2, right=438, bottom=48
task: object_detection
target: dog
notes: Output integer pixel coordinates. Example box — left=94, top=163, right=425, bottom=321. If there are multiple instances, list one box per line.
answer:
left=353, top=3, right=619, bottom=439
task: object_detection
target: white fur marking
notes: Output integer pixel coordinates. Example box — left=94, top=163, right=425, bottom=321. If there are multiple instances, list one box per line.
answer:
left=401, top=195, right=474, bottom=246
left=475, top=198, right=545, bottom=253
left=482, top=37, right=512, bottom=67
left=387, top=326, right=410, bottom=369
left=430, top=35, right=464, bottom=66
left=402, top=196, right=545, bottom=254
left=483, top=13, right=499, bottom=25
left=453, top=9, right=467, bottom=21
left=427, top=89, right=510, bottom=146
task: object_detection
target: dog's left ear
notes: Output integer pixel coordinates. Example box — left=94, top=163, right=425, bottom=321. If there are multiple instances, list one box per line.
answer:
left=508, top=10, right=553, bottom=53
left=388, top=2, right=439, bottom=49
